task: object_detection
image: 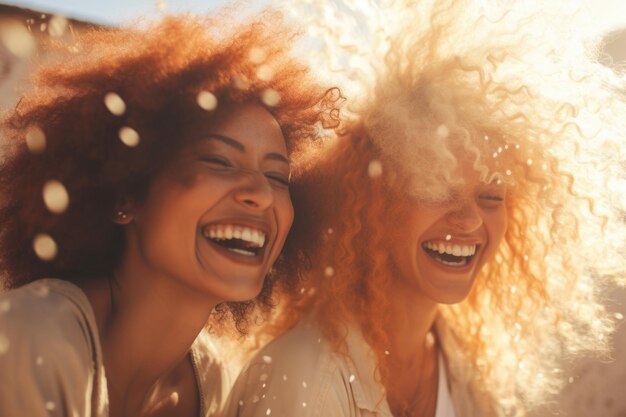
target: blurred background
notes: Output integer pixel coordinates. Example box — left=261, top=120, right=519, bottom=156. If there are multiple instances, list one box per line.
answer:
left=0, top=1, right=624, bottom=416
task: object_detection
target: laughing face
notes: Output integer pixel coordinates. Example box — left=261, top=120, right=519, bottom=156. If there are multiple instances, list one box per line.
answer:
left=389, top=160, right=508, bottom=304
left=126, top=103, right=293, bottom=302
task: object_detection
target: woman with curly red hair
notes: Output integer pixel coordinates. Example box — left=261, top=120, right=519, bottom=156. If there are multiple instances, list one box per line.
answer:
left=0, top=10, right=337, bottom=417
left=224, top=1, right=626, bottom=417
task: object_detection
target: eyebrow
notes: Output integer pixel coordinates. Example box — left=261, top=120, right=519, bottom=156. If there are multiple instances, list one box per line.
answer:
left=204, top=133, right=290, bottom=164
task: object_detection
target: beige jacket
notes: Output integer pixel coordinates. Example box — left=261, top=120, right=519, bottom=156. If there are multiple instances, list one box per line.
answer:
left=0, top=278, right=229, bottom=417
left=221, top=316, right=496, bottom=417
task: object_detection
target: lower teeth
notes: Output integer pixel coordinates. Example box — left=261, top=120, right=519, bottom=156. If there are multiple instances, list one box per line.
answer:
left=228, top=248, right=255, bottom=257
left=438, top=258, right=467, bottom=266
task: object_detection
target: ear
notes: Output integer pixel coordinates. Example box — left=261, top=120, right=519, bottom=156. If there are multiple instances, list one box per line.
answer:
left=112, top=196, right=135, bottom=225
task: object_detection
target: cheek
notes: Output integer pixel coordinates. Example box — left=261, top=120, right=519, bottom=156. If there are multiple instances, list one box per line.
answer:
left=277, top=194, right=295, bottom=235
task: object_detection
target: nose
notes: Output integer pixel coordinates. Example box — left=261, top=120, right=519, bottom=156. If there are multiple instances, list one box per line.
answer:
left=233, top=170, right=274, bottom=211
left=445, top=200, right=483, bottom=233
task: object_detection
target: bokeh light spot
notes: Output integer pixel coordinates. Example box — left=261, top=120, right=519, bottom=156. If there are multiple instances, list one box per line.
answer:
left=1, top=23, right=36, bottom=57
left=25, top=126, right=46, bottom=153
left=33, top=234, right=58, bottom=261
left=118, top=127, right=140, bottom=147
left=261, top=89, right=281, bottom=107
left=48, top=15, right=68, bottom=38
left=197, top=91, right=218, bottom=111
left=367, top=159, right=383, bottom=178
left=104, top=92, right=126, bottom=116
left=42, top=180, right=69, bottom=214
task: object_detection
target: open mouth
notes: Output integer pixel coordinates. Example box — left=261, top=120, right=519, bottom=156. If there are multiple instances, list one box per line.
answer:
left=421, top=241, right=479, bottom=267
left=202, top=224, right=267, bottom=258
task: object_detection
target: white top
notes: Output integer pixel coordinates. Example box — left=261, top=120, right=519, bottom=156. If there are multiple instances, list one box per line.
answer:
left=436, top=352, right=457, bottom=417
left=0, top=278, right=229, bottom=417
left=222, top=316, right=461, bottom=417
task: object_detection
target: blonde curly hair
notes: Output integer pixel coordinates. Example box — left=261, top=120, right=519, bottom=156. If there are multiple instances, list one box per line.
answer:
left=268, top=0, right=626, bottom=415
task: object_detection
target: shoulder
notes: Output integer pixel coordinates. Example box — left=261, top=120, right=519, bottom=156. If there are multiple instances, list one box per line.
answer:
left=0, top=279, right=104, bottom=416
left=223, top=320, right=357, bottom=417
left=0, top=278, right=97, bottom=349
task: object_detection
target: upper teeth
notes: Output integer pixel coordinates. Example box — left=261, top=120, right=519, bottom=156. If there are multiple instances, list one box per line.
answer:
left=202, top=225, right=266, bottom=248
left=423, top=241, right=477, bottom=257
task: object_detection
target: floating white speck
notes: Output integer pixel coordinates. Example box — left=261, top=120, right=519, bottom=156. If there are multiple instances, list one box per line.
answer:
left=615, top=313, right=624, bottom=320
left=1, top=23, right=36, bottom=57
left=506, top=170, right=512, bottom=176
left=445, top=234, right=452, bottom=241
left=349, top=374, right=355, bottom=383
left=43, top=180, right=69, bottom=214
left=484, top=135, right=489, bottom=141
left=368, top=159, right=383, bottom=178
left=45, top=401, right=55, bottom=411
left=302, top=402, right=307, bottom=407
left=261, top=89, right=281, bottom=107
left=384, top=350, right=390, bottom=355
left=262, top=355, right=272, bottom=364
left=25, top=126, right=46, bottom=153
left=33, top=234, right=58, bottom=261
left=324, top=266, right=334, bottom=277
left=498, top=147, right=503, bottom=153
left=256, top=65, right=273, bottom=81
left=104, top=93, right=126, bottom=116
left=526, top=158, right=533, bottom=166
left=436, top=124, right=449, bottom=138
left=197, top=91, right=218, bottom=111
left=302, top=380, right=307, bottom=388
left=0, top=300, right=10, bottom=313
left=249, top=47, right=267, bottom=64
left=492, top=152, right=498, bottom=158
left=510, top=286, right=517, bottom=294
left=48, top=15, right=68, bottom=37
left=266, top=409, right=271, bottom=415
left=0, top=333, right=9, bottom=355
left=118, top=127, right=140, bottom=147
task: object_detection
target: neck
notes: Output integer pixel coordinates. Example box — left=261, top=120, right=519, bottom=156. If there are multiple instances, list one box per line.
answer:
left=81, top=253, right=217, bottom=416
left=383, top=278, right=441, bottom=417
left=386, top=279, right=439, bottom=365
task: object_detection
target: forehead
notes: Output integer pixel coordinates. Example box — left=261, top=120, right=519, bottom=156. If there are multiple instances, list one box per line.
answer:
left=194, top=103, right=287, bottom=153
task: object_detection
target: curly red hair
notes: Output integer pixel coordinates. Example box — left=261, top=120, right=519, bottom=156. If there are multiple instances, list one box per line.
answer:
left=0, top=12, right=340, bottom=332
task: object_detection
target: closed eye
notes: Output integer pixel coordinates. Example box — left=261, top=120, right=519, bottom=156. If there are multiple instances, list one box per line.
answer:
left=265, top=172, right=290, bottom=187
left=478, top=195, right=504, bottom=201
left=199, top=156, right=233, bottom=168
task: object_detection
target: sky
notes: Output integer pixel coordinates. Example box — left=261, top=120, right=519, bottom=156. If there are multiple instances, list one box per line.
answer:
left=2, top=0, right=270, bottom=25
left=2, top=0, right=626, bottom=32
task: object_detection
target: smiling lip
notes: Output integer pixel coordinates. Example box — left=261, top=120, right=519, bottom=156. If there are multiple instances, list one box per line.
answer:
left=421, top=238, right=482, bottom=272
left=199, top=217, right=273, bottom=266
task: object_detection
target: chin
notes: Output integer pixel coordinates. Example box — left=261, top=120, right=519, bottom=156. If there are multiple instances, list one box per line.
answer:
left=214, top=276, right=267, bottom=303
left=422, top=275, right=476, bottom=305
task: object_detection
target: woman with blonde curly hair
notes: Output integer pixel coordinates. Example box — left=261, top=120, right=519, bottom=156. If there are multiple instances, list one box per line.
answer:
left=224, top=1, right=626, bottom=416
left=0, top=10, right=338, bottom=417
